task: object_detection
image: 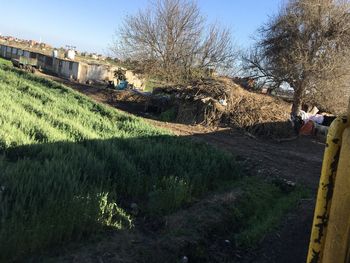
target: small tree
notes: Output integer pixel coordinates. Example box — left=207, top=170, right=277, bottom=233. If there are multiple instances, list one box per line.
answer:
left=245, top=0, right=350, bottom=116
left=113, top=0, right=237, bottom=82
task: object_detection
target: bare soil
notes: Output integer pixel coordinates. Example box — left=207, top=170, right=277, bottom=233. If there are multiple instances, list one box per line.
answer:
left=36, top=72, right=324, bottom=262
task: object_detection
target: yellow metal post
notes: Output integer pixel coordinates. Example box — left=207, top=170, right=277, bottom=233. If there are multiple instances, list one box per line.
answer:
left=306, top=99, right=350, bottom=263
left=322, top=127, right=350, bottom=262
left=320, top=100, right=350, bottom=263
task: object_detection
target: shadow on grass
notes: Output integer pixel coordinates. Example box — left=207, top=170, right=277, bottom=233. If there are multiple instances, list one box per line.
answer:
left=0, top=131, right=318, bottom=263
left=0, top=134, right=240, bottom=262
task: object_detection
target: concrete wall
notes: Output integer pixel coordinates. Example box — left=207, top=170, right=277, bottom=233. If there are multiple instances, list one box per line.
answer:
left=78, top=64, right=116, bottom=83
left=125, top=70, right=146, bottom=89
left=0, top=45, right=34, bottom=61
left=79, top=65, right=147, bottom=88
left=0, top=45, right=15, bottom=59
left=23, top=50, right=30, bottom=58
left=53, top=59, right=80, bottom=80
left=0, top=44, right=78, bottom=80
left=0, top=44, right=118, bottom=84
left=0, top=45, right=5, bottom=57
left=6, top=46, right=12, bottom=58
left=86, top=64, right=111, bottom=81
left=37, top=54, right=54, bottom=72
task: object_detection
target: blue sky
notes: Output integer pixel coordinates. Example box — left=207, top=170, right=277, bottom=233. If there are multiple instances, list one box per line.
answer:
left=0, top=0, right=283, bottom=54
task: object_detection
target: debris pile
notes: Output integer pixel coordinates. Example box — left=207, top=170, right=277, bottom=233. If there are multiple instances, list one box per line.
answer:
left=111, top=77, right=294, bottom=137
left=152, top=77, right=294, bottom=137
left=153, top=80, right=229, bottom=125
left=223, top=78, right=293, bottom=137
left=113, top=89, right=149, bottom=104
left=232, top=77, right=256, bottom=90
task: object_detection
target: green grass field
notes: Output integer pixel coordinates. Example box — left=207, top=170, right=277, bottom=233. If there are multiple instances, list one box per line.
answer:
left=0, top=58, right=307, bottom=262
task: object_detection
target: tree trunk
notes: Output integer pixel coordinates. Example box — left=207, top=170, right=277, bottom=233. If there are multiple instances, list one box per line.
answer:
left=291, top=85, right=304, bottom=117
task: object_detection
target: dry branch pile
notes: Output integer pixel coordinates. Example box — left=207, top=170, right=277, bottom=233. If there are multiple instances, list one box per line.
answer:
left=222, top=78, right=293, bottom=137
left=153, top=77, right=294, bottom=138
left=114, top=90, right=148, bottom=103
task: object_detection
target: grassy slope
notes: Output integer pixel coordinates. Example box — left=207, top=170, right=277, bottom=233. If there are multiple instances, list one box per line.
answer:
left=0, top=58, right=307, bottom=262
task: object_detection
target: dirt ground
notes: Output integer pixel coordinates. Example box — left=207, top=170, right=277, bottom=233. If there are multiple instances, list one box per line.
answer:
left=36, top=72, right=324, bottom=262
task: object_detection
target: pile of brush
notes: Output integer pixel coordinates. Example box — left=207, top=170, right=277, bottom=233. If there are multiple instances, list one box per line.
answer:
left=152, top=77, right=295, bottom=138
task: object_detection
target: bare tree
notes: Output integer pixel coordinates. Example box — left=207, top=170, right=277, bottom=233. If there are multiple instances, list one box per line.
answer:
left=245, top=0, right=350, bottom=116
left=112, top=0, right=237, bottom=82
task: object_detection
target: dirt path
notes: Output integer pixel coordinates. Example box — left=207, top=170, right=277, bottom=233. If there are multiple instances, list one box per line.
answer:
left=149, top=121, right=323, bottom=188
left=147, top=122, right=322, bottom=263
left=37, top=72, right=324, bottom=262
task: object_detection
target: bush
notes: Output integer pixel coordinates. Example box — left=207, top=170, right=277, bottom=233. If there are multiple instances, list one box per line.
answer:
left=159, top=107, right=178, bottom=122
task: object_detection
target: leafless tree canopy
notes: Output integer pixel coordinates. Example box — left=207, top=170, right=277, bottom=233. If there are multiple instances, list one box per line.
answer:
left=245, top=0, right=350, bottom=115
left=113, top=0, right=237, bottom=82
